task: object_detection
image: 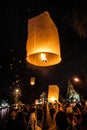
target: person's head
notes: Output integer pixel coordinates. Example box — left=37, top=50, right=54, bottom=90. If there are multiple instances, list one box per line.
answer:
left=9, top=109, right=16, bottom=119
left=55, top=111, right=68, bottom=130
left=30, top=108, right=36, bottom=113
left=16, top=111, right=24, bottom=121
left=25, top=104, right=30, bottom=110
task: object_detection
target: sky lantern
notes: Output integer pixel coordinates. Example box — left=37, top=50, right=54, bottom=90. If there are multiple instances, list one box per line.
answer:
left=26, top=11, right=61, bottom=67
left=30, top=77, right=35, bottom=85
left=48, top=85, right=59, bottom=103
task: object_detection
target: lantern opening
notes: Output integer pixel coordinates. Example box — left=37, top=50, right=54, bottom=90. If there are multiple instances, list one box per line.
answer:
left=26, top=52, right=61, bottom=66
left=41, top=53, right=47, bottom=62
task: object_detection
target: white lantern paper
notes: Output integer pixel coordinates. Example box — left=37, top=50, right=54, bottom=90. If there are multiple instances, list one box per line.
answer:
left=26, top=11, right=62, bottom=67
left=48, top=85, right=59, bottom=103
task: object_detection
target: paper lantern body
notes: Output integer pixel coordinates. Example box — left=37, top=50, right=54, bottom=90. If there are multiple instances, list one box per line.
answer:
left=30, top=77, right=35, bottom=85
left=48, top=85, right=59, bottom=103
left=26, top=11, right=61, bottom=67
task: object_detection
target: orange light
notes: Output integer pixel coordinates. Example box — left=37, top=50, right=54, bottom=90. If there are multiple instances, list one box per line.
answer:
left=48, top=85, right=59, bottom=103
left=74, top=77, right=80, bottom=82
left=30, top=77, right=35, bottom=85
left=26, top=11, right=61, bottom=67
left=41, top=53, right=47, bottom=62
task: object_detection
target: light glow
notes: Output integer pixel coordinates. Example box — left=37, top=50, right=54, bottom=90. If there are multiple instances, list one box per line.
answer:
left=30, top=77, right=35, bottom=85
left=15, top=89, right=19, bottom=93
left=49, top=97, right=56, bottom=103
left=74, top=77, right=80, bottom=82
left=41, top=53, right=47, bottom=62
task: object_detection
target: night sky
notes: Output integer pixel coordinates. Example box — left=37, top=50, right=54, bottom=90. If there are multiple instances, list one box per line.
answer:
left=0, top=1, right=87, bottom=103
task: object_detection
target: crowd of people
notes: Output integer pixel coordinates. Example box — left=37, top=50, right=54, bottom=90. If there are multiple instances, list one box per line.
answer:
left=4, top=100, right=87, bottom=130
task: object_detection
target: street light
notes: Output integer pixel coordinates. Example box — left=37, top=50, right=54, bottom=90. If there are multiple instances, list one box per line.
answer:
left=15, top=89, right=19, bottom=93
left=72, top=76, right=85, bottom=86
left=69, top=75, right=87, bottom=101
left=73, top=77, right=80, bottom=82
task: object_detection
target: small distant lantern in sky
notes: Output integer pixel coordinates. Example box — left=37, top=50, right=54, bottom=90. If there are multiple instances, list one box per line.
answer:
left=26, top=11, right=61, bottom=67
left=48, top=85, right=59, bottom=103
left=30, top=77, right=35, bottom=85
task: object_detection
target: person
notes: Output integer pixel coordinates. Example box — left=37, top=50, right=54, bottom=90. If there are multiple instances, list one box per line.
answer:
left=55, top=111, right=68, bottom=130
left=43, top=104, right=47, bottom=128
left=27, top=107, right=42, bottom=130
left=37, top=107, right=43, bottom=129
left=15, top=111, right=27, bottom=130
left=23, top=104, right=31, bottom=124
left=72, top=103, right=83, bottom=130
left=79, top=113, right=87, bottom=130
left=48, top=107, right=57, bottom=130
left=5, top=109, right=17, bottom=130
left=28, top=108, right=37, bottom=130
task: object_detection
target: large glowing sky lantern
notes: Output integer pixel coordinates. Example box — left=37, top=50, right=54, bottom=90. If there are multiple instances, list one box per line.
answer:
left=26, top=11, right=61, bottom=67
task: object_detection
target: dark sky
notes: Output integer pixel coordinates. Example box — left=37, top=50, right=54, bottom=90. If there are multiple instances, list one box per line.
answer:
left=0, top=1, right=87, bottom=102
